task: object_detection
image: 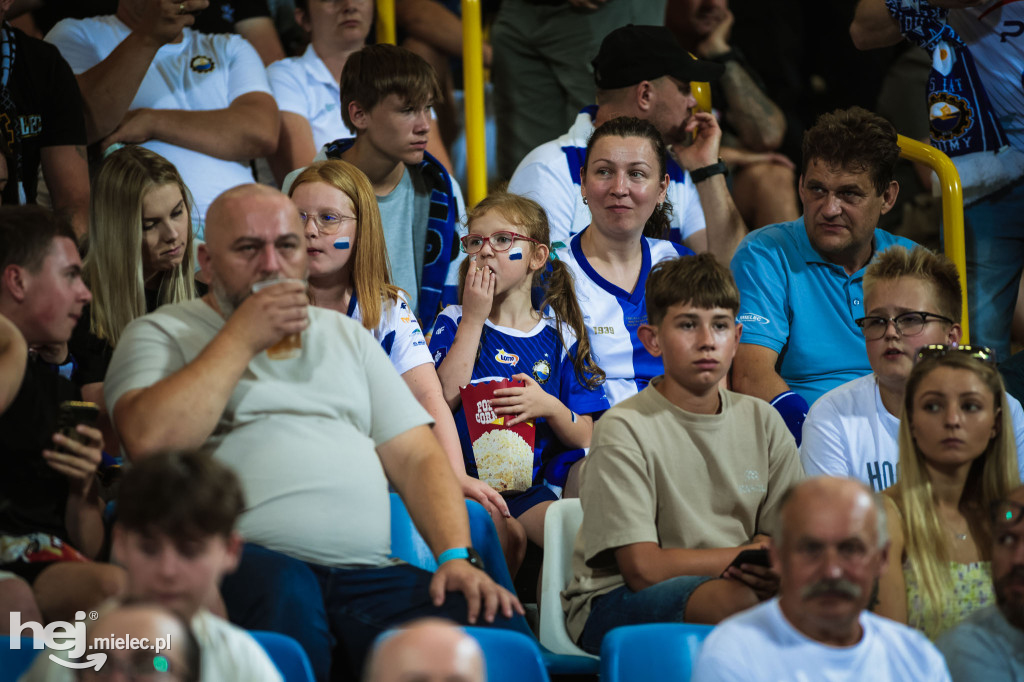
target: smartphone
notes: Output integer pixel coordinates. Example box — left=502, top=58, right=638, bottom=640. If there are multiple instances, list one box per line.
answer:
left=56, top=400, right=100, bottom=445
left=727, top=548, right=771, bottom=572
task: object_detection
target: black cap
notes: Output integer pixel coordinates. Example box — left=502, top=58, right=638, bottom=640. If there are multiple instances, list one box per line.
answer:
left=592, top=25, right=724, bottom=89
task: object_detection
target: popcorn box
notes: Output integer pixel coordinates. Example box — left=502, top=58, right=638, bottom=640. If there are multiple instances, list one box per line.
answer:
left=459, top=379, right=537, bottom=493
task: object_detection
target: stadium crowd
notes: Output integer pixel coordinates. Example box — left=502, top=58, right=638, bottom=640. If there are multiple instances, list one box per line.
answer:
left=0, top=0, right=1022, bottom=680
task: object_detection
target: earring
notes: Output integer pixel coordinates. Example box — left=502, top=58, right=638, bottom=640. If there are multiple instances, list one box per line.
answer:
left=656, top=202, right=663, bottom=211
left=582, top=196, right=588, bottom=205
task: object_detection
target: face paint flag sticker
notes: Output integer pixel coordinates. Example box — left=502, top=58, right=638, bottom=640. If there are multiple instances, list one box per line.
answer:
left=333, top=236, right=350, bottom=250
left=508, top=246, right=523, bottom=261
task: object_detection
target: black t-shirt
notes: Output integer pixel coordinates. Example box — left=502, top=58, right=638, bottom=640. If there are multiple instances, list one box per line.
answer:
left=0, top=358, right=81, bottom=540
left=0, top=27, right=87, bottom=206
left=67, top=280, right=209, bottom=386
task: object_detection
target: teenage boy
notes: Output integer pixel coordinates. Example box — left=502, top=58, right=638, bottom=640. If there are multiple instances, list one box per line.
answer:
left=21, top=451, right=281, bottom=681
left=563, top=253, right=805, bottom=654
left=314, top=43, right=465, bottom=330
left=801, top=246, right=1024, bottom=491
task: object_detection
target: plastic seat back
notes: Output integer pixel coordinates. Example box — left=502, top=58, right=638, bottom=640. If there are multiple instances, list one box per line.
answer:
left=463, top=626, right=550, bottom=682
left=250, top=630, right=316, bottom=682
left=0, top=636, right=41, bottom=682
left=600, top=623, right=713, bottom=682
left=538, top=498, right=596, bottom=659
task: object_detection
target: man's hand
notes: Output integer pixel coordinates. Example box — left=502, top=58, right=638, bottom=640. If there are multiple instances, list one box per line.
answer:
left=492, top=373, right=559, bottom=426
left=219, top=280, right=309, bottom=357
left=124, top=0, right=210, bottom=48
left=44, top=424, right=103, bottom=495
left=101, top=108, right=157, bottom=151
left=696, top=7, right=733, bottom=57
left=460, top=476, right=511, bottom=518
left=429, top=559, right=524, bottom=624
left=462, top=257, right=495, bottom=325
left=672, top=112, right=723, bottom=171
left=721, top=534, right=778, bottom=601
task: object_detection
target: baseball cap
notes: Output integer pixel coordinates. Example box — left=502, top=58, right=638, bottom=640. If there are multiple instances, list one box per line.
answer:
left=592, top=25, right=724, bottom=89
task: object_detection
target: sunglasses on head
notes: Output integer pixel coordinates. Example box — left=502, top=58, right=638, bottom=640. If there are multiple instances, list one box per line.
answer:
left=915, top=344, right=997, bottom=366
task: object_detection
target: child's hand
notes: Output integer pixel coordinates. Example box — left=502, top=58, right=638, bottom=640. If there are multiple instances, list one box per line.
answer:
left=462, top=256, right=495, bottom=325
left=492, top=373, right=559, bottom=426
left=44, top=424, right=104, bottom=495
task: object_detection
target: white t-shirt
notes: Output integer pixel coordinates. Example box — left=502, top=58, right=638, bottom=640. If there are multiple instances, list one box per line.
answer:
left=19, top=609, right=282, bottom=682
left=267, top=43, right=355, bottom=153
left=560, top=230, right=693, bottom=406
left=692, top=598, right=951, bottom=682
left=103, top=301, right=432, bottom=568
left=801, top=373, right=1024, bottom=492
left=45, top=16, right=273, bottom=236
left=508, top=106, right=706, bottom=248
left=348, top=291, right=433, bottom=376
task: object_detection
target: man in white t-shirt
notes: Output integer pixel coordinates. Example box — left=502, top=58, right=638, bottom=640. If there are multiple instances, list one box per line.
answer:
left=693, top=476, right=951, bottom=682
left=801, top=246, right=1024, bottom=491
left=44, top=0, right=279, bottom=237
left=508, top=25, right=746, bottom=263
left=102, top=184, right=520, bottom=682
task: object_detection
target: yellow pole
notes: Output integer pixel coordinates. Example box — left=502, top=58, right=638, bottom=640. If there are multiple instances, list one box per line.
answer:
left=896, top=135, right=969, bottom=342
left=462, top=0, right=486, bottom=207
left=376, top=0, right=396, bottom=45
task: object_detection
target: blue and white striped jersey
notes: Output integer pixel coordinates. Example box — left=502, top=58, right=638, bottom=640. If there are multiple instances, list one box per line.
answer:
left=560, top=229, right=693, bottom=406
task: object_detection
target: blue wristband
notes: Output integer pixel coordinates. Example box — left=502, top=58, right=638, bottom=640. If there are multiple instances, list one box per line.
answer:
left=437, top=548, right=470, bottom=566
left=770, top=391, right=809, bottom=447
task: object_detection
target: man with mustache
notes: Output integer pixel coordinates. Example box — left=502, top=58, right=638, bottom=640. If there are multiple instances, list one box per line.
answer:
left=937, top=485, right=1024, bottom=681
left=693, top=477, right=950, bottom=681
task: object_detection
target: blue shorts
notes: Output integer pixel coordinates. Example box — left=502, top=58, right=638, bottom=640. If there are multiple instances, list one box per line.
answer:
left=578, top=575, right=716, bottom=654
left=505, top=484, right=558, bottom=518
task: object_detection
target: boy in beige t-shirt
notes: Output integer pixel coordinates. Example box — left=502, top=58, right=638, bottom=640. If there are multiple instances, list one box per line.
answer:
left=563, top=253, right=805, bottom=654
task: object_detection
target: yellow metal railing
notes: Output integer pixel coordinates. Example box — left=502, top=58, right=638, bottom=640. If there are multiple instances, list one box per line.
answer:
left=896, top=135, right=968, bottom=342
left=461, top=0, right=486, bottom=206
left=375, top=0, right=396, bottom=45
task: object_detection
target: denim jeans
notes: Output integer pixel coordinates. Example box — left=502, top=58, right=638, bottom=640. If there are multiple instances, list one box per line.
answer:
left=221, top=544, right=478, bottom=682
left=964, top=179, right=1024, bottom=361
left=578, top=575, right=715, bottom=654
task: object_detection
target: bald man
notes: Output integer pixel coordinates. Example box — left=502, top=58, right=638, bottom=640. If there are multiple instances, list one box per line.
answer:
left=366, top=619, right=485, bottom=682
left=693, top=477, right=950, bottom=682
left=104, top=184, right=521, bottom=682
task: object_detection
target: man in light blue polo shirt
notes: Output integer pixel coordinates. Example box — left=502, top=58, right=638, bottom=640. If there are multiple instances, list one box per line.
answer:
left=730, top=106, right=917, bottom=445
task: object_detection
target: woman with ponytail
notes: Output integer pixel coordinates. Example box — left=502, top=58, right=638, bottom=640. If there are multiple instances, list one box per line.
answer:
left=430, top=192, right=608, bottom=546
left=559, top=116, right=694, bottom=407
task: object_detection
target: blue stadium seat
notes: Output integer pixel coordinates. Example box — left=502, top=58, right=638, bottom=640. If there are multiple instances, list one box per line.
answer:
left=0, top=636, right=41, bottom=681
left=388, top=493, right=599, bottom=675
left=600, top=623, right=714, bottom=682
left=463, top=626, right=550, bottom=682
left=250, top=630, right=316, bottom=682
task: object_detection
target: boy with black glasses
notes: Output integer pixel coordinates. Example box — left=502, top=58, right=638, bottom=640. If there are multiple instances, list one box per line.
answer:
left=801, top=245, right=1024, bottom=491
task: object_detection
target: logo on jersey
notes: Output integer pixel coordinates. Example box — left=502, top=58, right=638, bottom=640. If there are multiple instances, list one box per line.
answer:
left=190, top=56, right=215, bottom=74
left=738, top=313, right=770, bottom=325
left=928, top=92, right=972, bottom=141
left=532, top=360, right=551, bottom=384
left=592, top=326, right=615, bottom=335
left=434, top=350, right=444, bottom=364
left=495, top=349, right=519, bottom=366
left=434, top=326, right=445, bottom=336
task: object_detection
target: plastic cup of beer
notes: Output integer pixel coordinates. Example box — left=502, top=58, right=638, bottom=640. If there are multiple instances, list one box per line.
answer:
left=251, top=278, right=305, bottom=360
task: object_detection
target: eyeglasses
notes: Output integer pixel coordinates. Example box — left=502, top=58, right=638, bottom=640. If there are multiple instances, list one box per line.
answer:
left=459, top=231, right=542, bottom=254
left=299, top=211, right=356, bottom=235
left=853, top=311, right=954, bottom=340
left=915, top=344, right=997, bottom=365
left=991, top=500, right=1024, bottom=527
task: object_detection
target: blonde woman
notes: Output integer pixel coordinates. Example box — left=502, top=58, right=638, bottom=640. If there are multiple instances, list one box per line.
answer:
left=877, top=345, right=1021, bottom=639
left=288, top=160, right=525, bottom=574
left=66, top=146, right=201, bottom=390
